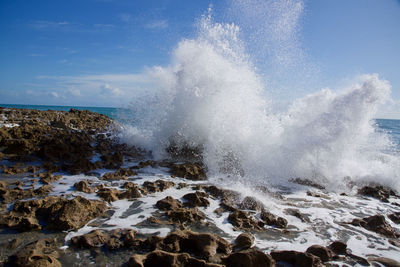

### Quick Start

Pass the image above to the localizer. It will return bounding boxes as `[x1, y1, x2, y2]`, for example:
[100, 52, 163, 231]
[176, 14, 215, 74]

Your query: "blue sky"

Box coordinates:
[1, 0, 400, 118]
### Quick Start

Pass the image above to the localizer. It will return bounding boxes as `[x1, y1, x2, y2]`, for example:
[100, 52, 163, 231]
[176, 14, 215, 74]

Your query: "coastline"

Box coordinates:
[0, 107, 399, 266]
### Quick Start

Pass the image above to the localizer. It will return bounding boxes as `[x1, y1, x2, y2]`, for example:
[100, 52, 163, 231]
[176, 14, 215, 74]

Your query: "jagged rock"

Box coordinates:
[156, 196, 183, 211]
[70, 229, 109, 248]
[74, 180, 95, 193]
[260, 210, 287, 228]
[228, 210, 262, 230]
[183, 191, 210, 208]
[358, 185, 397, 202]
[102, 168, 137, 180]
[224, 248, 275, 267]
[37, 172, 62, 184]
[347, 253, 370, 266]
[270, 250, 322, 267]
[7, 238, 23, 250]
[0, 184, 52, 204]
[70, 229, 137, 250]
[239, 196, 264, 211]
[306, 245, 333, 262]
[351, 215, 400, 238]
[97, 188, 120, 202]
[233, 233, 254, 251]
[0, 196, 107, 231]
[2, 165, 38, 175]
[203, 185, 240, 210]
[8, 239, 61, 267]
[388, 212, 400, 224]
[167, 208, 205, 224]
[170, 163, 207, 180]
[328, 241, 347, 255]
[142, 180, 175, 194]
[290, 178, 325, 190]
[368, 257, 400, 267]
[285, 208, 310, 223]
[119, 182, 142, 199]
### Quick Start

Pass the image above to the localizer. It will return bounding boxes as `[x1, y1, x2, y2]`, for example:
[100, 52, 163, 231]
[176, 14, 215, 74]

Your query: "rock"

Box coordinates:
[182, 191, 210, 208]
[7, 238, 22, 250]
[156, 196, 183, 211]
[167, 208, 205, 224]
[239, 196, 264, 211]
[102, 168, 137, 180]
[285, 208, 309, 223]
[358, 185, 397, 202]
[203, 185, 240, 208]
[328, 241, 347, 255]
[142, 180, 175, 194]
[368, 257, 400, 267]
[74, 180, 94, 193]
[306, 245, 333, 262]
[70, 229, 109, 248]
[270, 250, 322, 267]
[9, 239, 61, 267]
[290, 178, 325, 190]
[70, 229, 137, 250]
[170, 163, 207, 180]
[97, 188, 120, 202]
[351, 215, 400, 238]
[119, 182, 142, 199]
[260, 210, 287, 228]
[388, 212, 400, 224]
[347, 253, 370, 266]
[224, 249, 275, 267]
[233, 233, 254, 251]
[228, 210, 262, 230]
[37, 172, 62, 185]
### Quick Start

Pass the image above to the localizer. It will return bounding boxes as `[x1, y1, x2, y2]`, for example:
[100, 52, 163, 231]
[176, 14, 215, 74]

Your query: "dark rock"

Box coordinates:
[119, 182, 142, 199]
[97, 187, 120, 202]
[70, 229, 109, 248]
[182, 191, 210, 208]
[368, 257, 400, 267]
[388, 212, 400, 224]
[74, 180, 95, 193]
[351, 215, 400, 238]
[285, 208, 310, 223]
[239, 196, 264, 211]
[167, 208, 205, 224]
[290, 178, 325, 190]
[260, 210, 287, 228]
[228, 210, 262, 230]
[328, 241, 347, 255]
[142, 180, 175, 194]
[270, 250, 322, 267]
[347, 253, 370, 266]
[9, 239, 61, 267]
[233, 233, 254, 251]
[358, 185, 397, 202]
[102, 168, 137, 180]
[306, 245, 333, 262]
[224, 248, 275, 267]
[156, 196, 183, 211]
[170, 163, 207, 180]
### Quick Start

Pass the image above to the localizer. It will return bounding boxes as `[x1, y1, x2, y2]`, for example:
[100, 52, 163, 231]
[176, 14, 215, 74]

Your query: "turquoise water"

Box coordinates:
[1, 103, 400, 149]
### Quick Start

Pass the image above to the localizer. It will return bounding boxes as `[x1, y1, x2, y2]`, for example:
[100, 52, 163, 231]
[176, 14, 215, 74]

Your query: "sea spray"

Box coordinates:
[121, 5, 400, 191]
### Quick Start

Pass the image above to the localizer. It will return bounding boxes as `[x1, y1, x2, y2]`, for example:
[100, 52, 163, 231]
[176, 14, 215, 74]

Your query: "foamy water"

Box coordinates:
[121, 3, 400, 192]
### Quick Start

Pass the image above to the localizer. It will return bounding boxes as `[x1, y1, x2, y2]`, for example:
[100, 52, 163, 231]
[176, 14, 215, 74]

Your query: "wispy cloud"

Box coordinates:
[29, 53, 45, 57]
[145, 19, 168, 30]
[29, 20, 116, 33]
[30, 20, 73, 31]
[119, 13, 132, 23]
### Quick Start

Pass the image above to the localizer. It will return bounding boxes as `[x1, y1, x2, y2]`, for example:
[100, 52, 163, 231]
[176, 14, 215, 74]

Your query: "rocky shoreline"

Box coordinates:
[0, 107, 399, 267]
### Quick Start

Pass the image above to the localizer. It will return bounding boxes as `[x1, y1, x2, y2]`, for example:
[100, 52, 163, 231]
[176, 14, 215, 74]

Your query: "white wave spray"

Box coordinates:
[122, 4, 400, 191]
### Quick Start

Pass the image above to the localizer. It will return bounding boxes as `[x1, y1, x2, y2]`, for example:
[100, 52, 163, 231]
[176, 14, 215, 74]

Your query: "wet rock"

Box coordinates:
[7, 238, 23, 250]
[388, 212, 400, 224]
[167, 208, 205, 224]
[347, 253, 370, 266]
[270, 250, 322, 267]
[70, 229, 138, 250]
[37, 172, 62, 184]
[239, 196, 264, 211]
[74, 180, 95, 193]
[368, 257, 400, 267]
[96, 187, 120, 202]
[102, 168, 137, 180]
[8, 239, 61, 267]
[142, 180, 175, 194]
[170, 162, 207, 180]
[351, 215, 400, 238]
[203, 185, 240, 209]
[156, 196, 183, 211]
[290, 178, 325, 190]
[260, 210, 288, 228]
[306, 245, 333, 262]
[233, 233, 254, 251]
[119, 182, 142, 199]
[70, 229, 109, 248]
[100, 152, 123, 169]
[0, 184, 52, 204]
[182, 191, 210, 208]
[3, 165, 38, 175]
[228, 210, 262, 230]
[358, 185, 397, 202]
[328, 241, 347, 255]
[131, 160, 158, 169]
[285, 208, 310, 223]
[224, 248, 275, 267]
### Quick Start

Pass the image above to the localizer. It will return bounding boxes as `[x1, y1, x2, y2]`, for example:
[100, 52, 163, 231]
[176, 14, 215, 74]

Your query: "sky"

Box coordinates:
[0, 0, 400, 118]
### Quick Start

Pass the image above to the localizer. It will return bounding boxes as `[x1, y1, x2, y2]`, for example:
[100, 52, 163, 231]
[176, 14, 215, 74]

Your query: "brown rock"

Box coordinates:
[102, 168, 137, 180]
[306, 245, 333, 262]
[170, 163, 207, 180]
[97, 187, 120, 202]
[239, 196, 264, 211]
[233, 233, 254, 251]
[228, 210, 262, 230]
[119, 182, 142, 199]
[74, 180, 94, 193]
[351, 215, 400, 238]
[224, 248, 275, 267]
[260, 210, 287, 228]
[9, 239, 61, 267]
[156, 196, 183, 211]
[388, 212, 400, 224]
[270, 250, 322, 267]
[368, 257, 400, 267]
[328, 241, 347, 255]
[142, 180, 175, 194]
[183, 191, 210, 208]
[167, 208, 205, 224]
[70, 229, 109, 248]
[290, 178, 325, 190]
[285, 208, 309, 223]
[358, 185, 397, 202]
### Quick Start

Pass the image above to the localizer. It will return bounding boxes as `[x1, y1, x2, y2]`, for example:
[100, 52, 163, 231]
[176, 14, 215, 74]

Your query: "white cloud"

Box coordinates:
[68, 88, 81, 97]
[145, 20, 168, 30]
[50, 92, 60, 98]
[101, 84, 122, 96]
[30, 20, 72, 30]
